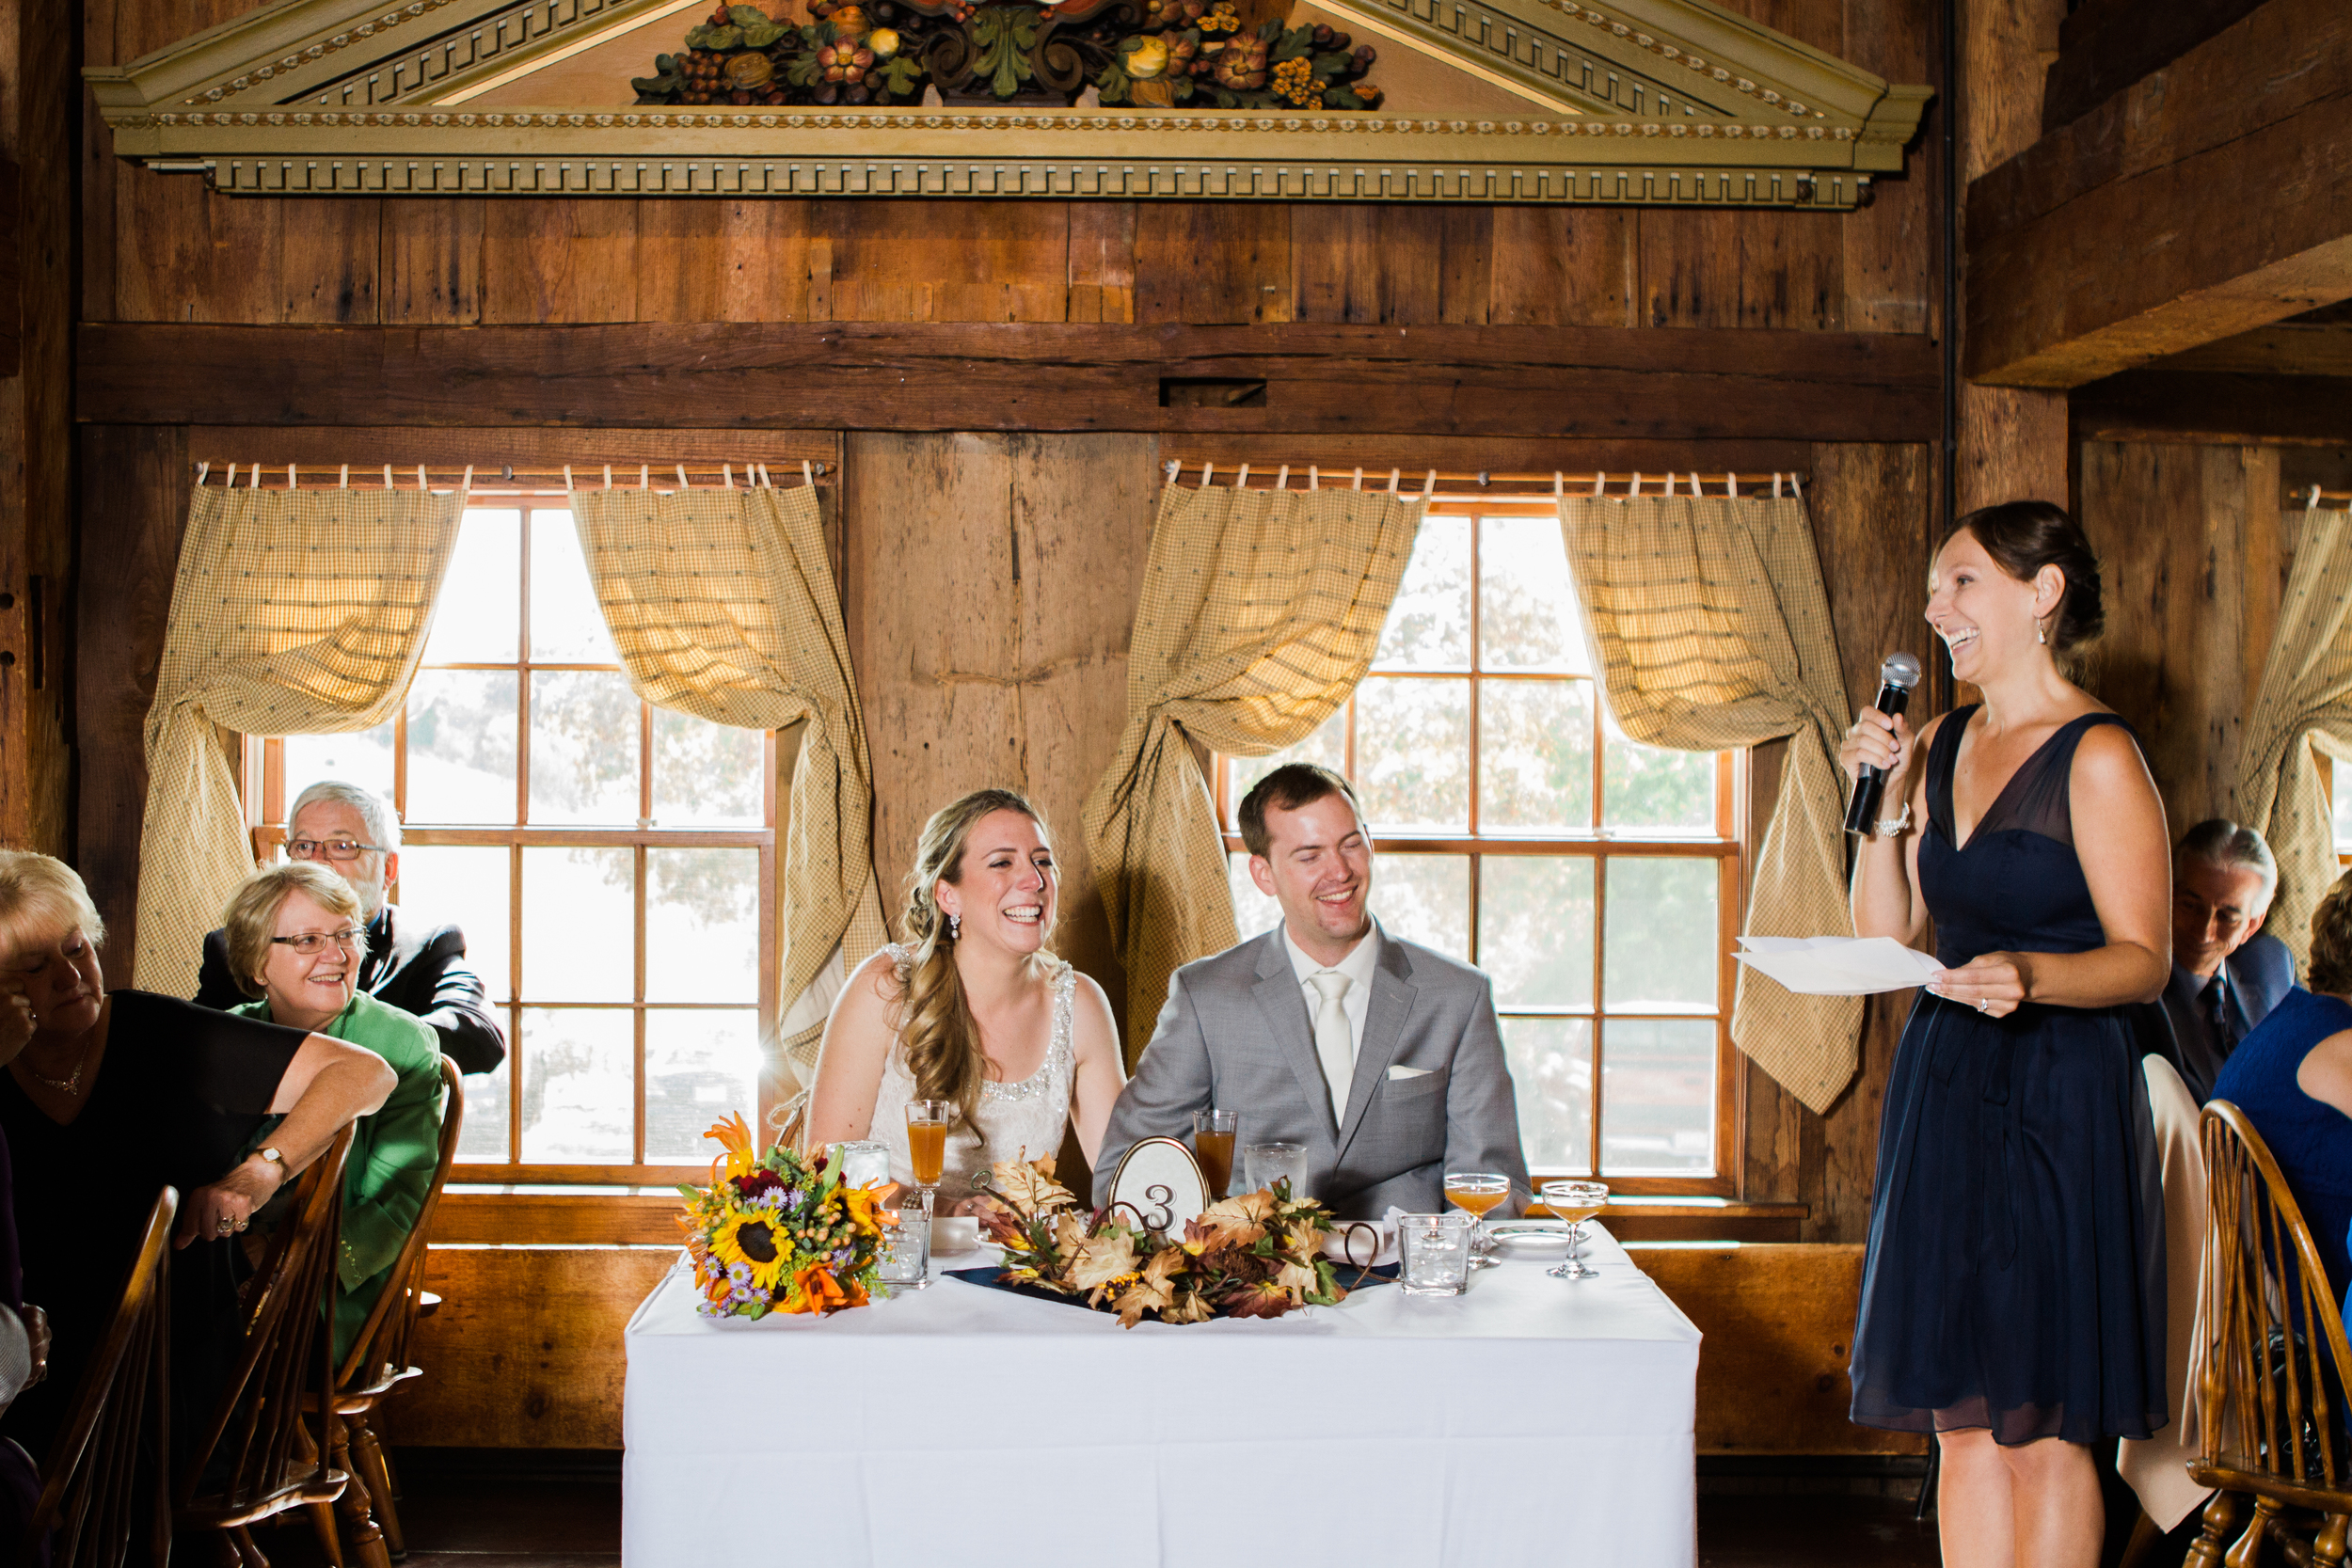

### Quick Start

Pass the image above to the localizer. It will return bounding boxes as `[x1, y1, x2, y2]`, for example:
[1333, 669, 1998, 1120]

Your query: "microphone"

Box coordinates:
[1844, 652, 1924, 837]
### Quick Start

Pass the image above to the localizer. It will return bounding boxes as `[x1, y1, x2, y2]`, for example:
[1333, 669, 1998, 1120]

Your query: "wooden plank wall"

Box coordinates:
[78, 4, 1939, 337]
[2076, 439, 2293, 838]
[0, 0, 74, 855]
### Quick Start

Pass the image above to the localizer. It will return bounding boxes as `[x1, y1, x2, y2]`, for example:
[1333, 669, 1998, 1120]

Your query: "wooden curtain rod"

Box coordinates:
[192, 461, 834, 490]
[1156, 464, 1810, 499]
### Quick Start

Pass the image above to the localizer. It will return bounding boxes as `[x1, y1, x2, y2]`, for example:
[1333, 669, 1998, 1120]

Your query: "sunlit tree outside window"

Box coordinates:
[259, 500, 777, 1180]
[1218, 510, 1740, 1193]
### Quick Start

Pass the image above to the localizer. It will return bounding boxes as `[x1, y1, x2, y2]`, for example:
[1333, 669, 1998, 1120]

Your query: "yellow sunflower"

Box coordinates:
[712, 1207, 794, 1291]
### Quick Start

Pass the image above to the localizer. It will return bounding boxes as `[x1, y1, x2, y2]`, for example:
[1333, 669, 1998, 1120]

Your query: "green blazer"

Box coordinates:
[236, 991, 446, 1362]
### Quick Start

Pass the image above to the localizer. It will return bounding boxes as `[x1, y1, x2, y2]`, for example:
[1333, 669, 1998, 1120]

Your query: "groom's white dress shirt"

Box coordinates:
[1283, 923, 1379, 1112]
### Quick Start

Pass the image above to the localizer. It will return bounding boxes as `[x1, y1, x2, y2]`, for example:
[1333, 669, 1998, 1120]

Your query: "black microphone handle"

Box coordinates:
[1842, 679, 1915, 837]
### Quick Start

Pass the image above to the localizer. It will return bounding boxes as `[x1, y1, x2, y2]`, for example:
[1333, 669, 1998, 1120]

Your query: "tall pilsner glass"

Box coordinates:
[905, 1099, 951, 1270]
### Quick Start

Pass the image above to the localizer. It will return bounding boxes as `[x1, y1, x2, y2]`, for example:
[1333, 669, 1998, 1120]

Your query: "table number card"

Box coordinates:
[1104, 1137, 1209, 1234]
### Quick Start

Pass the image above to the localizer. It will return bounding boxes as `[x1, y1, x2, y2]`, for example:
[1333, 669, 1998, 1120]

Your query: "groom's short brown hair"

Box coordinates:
[1238, 764, 1364, 861]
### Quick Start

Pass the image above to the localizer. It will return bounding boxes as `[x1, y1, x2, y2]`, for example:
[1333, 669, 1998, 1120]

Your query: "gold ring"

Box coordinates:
[215, 1217, 235, 1235]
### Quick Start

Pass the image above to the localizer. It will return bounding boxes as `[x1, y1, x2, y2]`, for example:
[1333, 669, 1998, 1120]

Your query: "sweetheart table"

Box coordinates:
[622, 1227, 1700, 1566]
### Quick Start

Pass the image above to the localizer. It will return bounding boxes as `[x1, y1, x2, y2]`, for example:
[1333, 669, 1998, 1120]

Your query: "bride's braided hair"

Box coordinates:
[896, 787, 1057, 1145]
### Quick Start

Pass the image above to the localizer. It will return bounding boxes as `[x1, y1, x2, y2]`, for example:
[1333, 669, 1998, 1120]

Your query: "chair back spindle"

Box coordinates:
[336, 1057, 464, 1395]
[2186, 1102, 2352, 1564]
[181, 1125, 356, 1526]
[25, 1186, 178, 1568]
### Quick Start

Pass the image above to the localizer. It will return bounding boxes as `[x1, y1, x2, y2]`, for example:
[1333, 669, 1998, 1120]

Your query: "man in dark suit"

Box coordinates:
[2162, 818, 2296, 1103]
[193, 780, 507, 1075]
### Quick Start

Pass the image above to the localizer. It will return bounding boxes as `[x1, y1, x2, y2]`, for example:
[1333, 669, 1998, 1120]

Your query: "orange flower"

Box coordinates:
[704, 1112, 757, 1183]
[840, 1181, 899, 1236]
[781, 1262, 850, 1316]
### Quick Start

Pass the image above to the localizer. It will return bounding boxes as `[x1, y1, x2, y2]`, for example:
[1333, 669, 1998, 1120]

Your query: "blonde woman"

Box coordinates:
[807, 789, 1124, 1203]
[0, 852, 393, 1466]
[220, 862, 447, 1363]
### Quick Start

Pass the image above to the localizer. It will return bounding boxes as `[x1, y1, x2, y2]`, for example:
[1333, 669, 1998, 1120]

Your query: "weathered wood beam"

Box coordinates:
[74, 323, 1940, 442]
[2071, 372, 2352, 446]
[2145, 322, 2352, 379]
[1964, 0, 2352, 389]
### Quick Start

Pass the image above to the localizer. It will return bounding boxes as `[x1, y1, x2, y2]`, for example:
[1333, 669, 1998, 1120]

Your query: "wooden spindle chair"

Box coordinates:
[305, 1057, 465, 1566]
[177, 1125, 356, 1568]
[2188, 1102, 2352, 1566]
[24, 1187, 178, 1568]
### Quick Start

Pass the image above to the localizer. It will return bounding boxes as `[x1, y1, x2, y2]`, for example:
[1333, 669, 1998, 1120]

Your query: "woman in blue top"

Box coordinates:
[2210, 868, 2352, 1310]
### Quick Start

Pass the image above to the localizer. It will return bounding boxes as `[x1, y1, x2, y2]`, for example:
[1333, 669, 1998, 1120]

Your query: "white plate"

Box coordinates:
[1485, 1221, 1573, 1252]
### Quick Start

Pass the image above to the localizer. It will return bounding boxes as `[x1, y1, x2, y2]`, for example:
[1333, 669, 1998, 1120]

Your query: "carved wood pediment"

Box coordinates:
[86, 0, 1930, 205]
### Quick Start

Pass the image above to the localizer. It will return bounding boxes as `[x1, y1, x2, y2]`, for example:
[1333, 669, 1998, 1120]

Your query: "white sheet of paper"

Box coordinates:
[1734, 936, 1943, 995]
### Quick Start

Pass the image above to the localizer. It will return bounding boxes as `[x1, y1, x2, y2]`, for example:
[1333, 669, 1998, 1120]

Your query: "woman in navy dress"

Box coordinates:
[1841, 501, 2172, 1568]
[2210, 869, 2352, 1311]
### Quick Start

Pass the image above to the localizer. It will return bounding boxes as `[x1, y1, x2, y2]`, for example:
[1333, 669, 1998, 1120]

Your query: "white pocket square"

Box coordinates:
[1386, 1065, 1434, 1081]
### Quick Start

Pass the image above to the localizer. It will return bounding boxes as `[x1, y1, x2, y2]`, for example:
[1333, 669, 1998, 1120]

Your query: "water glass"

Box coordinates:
[833, 1138, 891, 1190]
[1397, 1212, 1474, 1296]
[1242, 1140, 1309, 1198]
[874, 1191, 931, 1292]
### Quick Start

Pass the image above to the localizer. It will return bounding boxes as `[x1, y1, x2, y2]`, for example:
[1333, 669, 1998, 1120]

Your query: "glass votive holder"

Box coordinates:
[1397, 1212, 1475, 1296]
[874, 1190, 931, 1293]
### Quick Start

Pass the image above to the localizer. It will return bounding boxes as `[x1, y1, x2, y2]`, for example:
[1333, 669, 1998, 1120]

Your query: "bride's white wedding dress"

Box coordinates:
[868, 943, 1077, 1197]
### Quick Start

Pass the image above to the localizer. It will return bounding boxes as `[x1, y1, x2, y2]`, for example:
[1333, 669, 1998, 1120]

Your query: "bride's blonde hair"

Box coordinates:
[896, 787, 1057, 1144]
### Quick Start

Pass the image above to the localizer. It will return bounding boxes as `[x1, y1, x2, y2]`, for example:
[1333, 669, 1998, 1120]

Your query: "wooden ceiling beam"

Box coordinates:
[1963, 0, 2352, 389]
[2071, 371, 2352, 446]
[73, 322, 1939, 443]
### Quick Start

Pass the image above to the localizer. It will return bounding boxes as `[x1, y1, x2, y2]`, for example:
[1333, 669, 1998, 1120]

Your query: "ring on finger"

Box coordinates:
[1975, 999, 1992, 1014]
[215, 1216, 235, 1235]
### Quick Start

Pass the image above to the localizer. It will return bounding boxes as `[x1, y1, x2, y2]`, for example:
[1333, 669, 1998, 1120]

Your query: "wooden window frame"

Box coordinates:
[246, 489, 782, 1185]
[1212, 501, 1744, 1197]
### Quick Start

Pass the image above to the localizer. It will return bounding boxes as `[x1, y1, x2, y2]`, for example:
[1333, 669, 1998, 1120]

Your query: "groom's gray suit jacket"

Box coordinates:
[1098, 923, 1532, 1220]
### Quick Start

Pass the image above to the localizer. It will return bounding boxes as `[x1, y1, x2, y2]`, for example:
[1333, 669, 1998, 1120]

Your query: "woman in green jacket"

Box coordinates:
[222, 861, 447, 1362]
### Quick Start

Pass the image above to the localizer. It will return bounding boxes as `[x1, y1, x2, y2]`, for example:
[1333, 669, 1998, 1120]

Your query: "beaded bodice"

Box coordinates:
[869, 944, 1077, 1196]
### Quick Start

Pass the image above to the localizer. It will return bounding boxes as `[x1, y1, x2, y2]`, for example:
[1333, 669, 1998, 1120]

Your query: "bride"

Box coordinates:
[807, 788, 1125, 1205]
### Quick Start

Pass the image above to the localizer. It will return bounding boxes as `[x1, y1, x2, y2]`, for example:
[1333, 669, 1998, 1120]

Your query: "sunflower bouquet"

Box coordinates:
[678, 1115, 898, 1320]
[976, 1155, 1351, 1328]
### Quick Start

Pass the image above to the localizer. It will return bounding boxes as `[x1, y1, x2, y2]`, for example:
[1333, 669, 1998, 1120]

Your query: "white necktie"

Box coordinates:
[1308, 971, 1353, 1121]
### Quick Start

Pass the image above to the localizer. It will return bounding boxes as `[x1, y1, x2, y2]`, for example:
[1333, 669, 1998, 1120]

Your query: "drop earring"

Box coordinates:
[947, 912, 961, 941]
[2037, 619, 2047, 645]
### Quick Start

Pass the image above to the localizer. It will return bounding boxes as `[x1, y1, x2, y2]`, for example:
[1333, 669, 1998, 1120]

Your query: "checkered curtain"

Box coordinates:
[2238, 502, 2352, 974]
[135, 485, 465, 993]
[1083, 483, 1419, 1062]
[569, 483, 887, 1080]
[1558, 490, 1860, 1115]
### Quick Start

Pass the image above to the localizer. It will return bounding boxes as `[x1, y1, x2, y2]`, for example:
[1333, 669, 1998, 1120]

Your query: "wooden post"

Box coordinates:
[1958, 0, 2068, 513]
[0, 0, 73, 853]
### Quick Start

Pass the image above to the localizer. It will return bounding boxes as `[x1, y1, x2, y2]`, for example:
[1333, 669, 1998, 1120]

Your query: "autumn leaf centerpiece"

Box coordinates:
[679, 1114, 898, 1320]
[978, 1155, 1349, 1327]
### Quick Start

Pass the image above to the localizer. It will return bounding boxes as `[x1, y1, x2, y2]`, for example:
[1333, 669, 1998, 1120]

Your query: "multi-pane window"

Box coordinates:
[251, 498, 777, 1180]
[1218, 506, 1741, 1194]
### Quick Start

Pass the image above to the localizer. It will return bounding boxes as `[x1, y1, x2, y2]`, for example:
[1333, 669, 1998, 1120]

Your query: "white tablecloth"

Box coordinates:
[623, 1227, 1699, 1566]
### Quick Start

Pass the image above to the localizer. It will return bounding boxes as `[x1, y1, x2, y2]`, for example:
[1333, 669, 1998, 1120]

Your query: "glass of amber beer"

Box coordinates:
[1192, 1109, 1238, 1199]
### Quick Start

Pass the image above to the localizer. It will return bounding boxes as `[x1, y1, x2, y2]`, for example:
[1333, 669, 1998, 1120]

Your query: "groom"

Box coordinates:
[1099, 764, 1530, 1220]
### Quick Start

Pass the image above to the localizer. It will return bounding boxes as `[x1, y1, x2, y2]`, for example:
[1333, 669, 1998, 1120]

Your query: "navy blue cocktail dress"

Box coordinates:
[1849, 706, 2169, 1446]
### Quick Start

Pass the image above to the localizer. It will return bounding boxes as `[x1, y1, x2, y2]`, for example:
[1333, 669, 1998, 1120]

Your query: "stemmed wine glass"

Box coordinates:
[1541, 1180, 1609, 1280]
[1443, 1171, 1511, 1270]
[905, 1100, 951, 1277]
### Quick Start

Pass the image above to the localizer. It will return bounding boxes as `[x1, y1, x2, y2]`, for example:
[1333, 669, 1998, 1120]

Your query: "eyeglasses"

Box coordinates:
[287, 838, 389, 863]
[269, 928, 367, 956]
